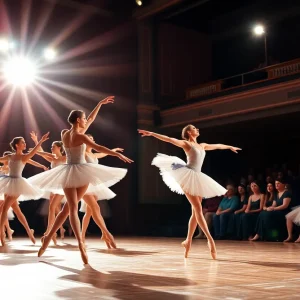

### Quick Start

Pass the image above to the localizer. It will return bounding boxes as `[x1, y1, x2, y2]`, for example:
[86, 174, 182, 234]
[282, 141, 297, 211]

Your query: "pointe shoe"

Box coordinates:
[60, 228, 66, 240]
[0, 234, 5, 246]
[52, 233, 57, 246]
[38, 235, 50, 257]
[79, 242, 88, 265]
[29, 229, 36, 244]
[283, 237, 293, 243]
[207, 240, 217, 260]
[7, 230, 14, 241]
[101, 233, 116, 249]
[294, 237, 300, 243]
[181, 239, 191, 258]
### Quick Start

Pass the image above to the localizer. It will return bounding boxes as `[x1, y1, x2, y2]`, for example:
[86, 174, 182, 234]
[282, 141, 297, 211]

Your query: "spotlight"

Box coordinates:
[0, 38, 15, 53]
[253, 25, 265, 35]
[43, 48, 57, 60]
[2, 56, 37, 86]
[136, 0, 142, 6]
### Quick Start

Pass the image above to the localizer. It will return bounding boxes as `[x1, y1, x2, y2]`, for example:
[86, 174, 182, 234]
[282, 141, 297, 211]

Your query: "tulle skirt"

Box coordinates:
[79, 186, 116, 213]
[0, 176, 43, 200]
[28, 163, 127, 194]
[286, 206, 300, 225]
[152, 153, 227, 197]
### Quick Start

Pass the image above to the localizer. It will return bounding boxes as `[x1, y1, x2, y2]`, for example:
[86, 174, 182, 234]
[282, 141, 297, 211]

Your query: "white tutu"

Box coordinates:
[0, 176, 43, 200]
[28, 163, 127, 194]
[152, 153, 227, 197]
[40, 190, 66, 203]
[79, 186, 116, 213]
[286, 206, 300, 225]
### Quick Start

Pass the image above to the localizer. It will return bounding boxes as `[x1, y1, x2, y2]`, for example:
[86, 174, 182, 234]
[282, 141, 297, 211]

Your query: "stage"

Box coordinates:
[0, 237, 299, 299]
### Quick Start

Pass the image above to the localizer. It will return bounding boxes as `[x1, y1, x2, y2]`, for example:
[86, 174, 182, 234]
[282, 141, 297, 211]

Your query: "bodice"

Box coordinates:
[65, 144, 87, 164]
[8, 158, 25, 178]
[186, 145, 205, 172]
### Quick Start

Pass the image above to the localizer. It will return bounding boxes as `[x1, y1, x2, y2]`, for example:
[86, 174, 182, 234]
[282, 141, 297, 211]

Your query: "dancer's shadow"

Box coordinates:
[246, 260, 300, 271]
[43, 262, 196, 300]
[92, 248, 158, 257]
[0, 245, 37, 255]
[0, 251, 62, 266]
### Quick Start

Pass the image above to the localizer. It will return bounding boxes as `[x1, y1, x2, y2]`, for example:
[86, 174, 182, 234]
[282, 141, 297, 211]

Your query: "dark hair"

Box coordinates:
[275, 176, 288, 184]
[10, 137, 24, 152]
[53, 141, 65, 154]
[181, 124, 193, 140]
[67, 110, 84, 125]
[266, 182, 275, 202]
[238, 184, 247, 191]
[250, 180, 261, 192]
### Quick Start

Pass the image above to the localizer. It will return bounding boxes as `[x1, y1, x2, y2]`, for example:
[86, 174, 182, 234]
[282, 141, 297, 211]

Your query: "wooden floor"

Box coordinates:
[1, 237, 300, 299]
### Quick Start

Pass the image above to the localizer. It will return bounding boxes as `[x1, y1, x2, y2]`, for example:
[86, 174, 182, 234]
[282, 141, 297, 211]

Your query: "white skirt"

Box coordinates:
[152, 153, 227, 197]
[79, 186, 116, 213]
[0, 176, 43, 200]
[286, 206, 300, 225]
[28, 163, 127, 194]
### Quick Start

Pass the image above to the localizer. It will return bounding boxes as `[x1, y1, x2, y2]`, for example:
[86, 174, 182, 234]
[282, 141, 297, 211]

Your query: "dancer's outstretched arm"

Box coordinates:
[80, 96, 115, 134]
[138, 129, 190, 151]
[79, 134, 133, 163]
[0, 154, 11, 163]
[22, 133, 50, 162]
[94, 148, 124, 159]
[28, 159, 49, 171]
[200, 143, 241, 153]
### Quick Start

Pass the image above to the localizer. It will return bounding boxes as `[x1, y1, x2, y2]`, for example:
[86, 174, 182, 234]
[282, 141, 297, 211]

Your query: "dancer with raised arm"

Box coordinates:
[138, 125, 241, 259]
[29, 108, 133, 264]
[30, 132, 67, 244]
[0, 133, 50, 246]
[80, 133, 124, 247]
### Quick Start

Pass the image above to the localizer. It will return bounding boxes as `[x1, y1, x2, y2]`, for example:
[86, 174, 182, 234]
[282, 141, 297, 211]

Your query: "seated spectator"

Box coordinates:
[194, 196, 222, 239]
[251, 177, 291, 241]
[241, 181, 264, 240]
[213, 185, 239, 239]
[229, 184, 248, 239]
[263, 182, 275, 209]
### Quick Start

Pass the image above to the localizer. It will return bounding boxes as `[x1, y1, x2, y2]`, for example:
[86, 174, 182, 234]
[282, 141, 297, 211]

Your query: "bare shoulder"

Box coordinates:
[199, 142, 208, 149]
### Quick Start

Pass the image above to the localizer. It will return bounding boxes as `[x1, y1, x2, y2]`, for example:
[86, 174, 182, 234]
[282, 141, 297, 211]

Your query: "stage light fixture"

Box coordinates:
[2, 56, 37, 86]
[44, 48, 57, 60]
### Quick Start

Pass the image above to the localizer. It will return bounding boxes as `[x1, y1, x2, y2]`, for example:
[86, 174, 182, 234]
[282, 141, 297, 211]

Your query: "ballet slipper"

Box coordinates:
[101, 232, 117, 249]
[1, 233, 6, 246]
[38, 235, 50, 257]
[52, 233, 57, 246]
[207, 240, 217, 260]
[283, 236, 293, 243]
[79, 242, 88, 265]
[7, 229, 14, 241]
[29, 229, 36, 244]
[60, 227, 66, 240]
[181, 239, 192, 258]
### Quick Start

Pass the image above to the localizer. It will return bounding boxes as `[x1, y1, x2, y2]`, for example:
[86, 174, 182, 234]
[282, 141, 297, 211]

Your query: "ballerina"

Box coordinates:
[138, 124, 241, 259]
[29, 109, 133, 264]
[80, 134, 123, 247]
[30, 133, 67, 244]
[0, 133, 50, 246]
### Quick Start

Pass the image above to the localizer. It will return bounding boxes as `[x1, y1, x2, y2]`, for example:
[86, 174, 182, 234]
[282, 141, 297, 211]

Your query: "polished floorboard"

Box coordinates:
[1, 237, 300, 299]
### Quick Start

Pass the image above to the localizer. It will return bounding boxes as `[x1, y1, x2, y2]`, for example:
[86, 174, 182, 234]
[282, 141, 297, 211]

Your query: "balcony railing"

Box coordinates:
[186, 58, 300, 100]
